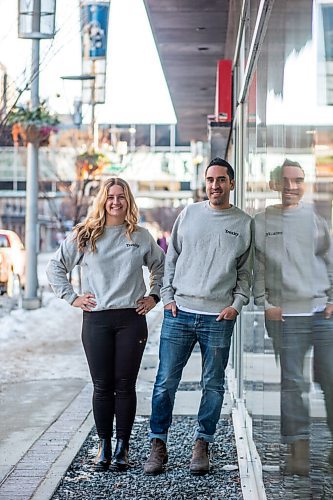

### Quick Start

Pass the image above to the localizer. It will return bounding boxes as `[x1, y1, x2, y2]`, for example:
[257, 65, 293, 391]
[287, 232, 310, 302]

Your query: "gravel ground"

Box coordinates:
[253, 417, 333, 499]
[52, 417, 242, 500]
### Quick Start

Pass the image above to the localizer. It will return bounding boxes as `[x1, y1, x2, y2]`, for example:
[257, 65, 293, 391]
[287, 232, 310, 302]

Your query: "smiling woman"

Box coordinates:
[46, 176, 165, 472]
[105, 184, 128, 222]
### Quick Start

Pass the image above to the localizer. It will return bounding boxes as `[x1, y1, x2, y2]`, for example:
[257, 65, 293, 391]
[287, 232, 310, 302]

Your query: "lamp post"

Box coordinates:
[60, 74, 96, 139]
[18, 0, 56, 309]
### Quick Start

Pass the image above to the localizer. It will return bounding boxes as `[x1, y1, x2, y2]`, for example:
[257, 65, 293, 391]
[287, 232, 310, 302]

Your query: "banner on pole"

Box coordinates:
[80, 2, 110, 60]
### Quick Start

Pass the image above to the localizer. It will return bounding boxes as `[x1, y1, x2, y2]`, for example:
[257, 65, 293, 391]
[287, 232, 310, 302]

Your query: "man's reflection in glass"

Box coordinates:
[254, 159, 333, 475]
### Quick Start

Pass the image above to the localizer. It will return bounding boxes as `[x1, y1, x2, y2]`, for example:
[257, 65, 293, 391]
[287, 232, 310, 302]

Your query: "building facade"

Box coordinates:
[225, 0, 333, 497]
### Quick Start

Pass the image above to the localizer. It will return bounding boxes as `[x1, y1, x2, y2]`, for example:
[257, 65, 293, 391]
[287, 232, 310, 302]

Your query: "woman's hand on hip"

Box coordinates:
[136, 296, 156, 315]
[73, 293, 96, 312]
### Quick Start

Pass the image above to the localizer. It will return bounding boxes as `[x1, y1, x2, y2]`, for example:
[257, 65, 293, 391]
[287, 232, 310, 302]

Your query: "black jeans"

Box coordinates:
[82, 308, 147, 442]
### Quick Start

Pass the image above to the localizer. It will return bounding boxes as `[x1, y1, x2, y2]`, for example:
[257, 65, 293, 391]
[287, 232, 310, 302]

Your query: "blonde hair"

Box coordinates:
[74, 177, 139, 252]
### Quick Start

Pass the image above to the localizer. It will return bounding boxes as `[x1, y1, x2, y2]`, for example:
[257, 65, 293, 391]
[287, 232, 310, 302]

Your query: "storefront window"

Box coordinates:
[233, 0, 333, 495]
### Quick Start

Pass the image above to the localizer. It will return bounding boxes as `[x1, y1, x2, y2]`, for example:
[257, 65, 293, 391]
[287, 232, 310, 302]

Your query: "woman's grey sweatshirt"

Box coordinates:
[253, 203, 333, 314]
[46, 224, 165, 310]
[161, 201, 252, 313]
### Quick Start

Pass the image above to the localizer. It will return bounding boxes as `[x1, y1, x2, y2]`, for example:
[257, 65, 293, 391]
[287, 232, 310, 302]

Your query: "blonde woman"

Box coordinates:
[46, 177, 164, 471]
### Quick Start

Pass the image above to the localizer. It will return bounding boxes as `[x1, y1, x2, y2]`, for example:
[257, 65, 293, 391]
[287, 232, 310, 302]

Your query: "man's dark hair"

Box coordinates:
[281, 158, 305, 175]
[270, 165, 282, 182]
[270, 159, 305, 182]
[205, 157, 235, 181]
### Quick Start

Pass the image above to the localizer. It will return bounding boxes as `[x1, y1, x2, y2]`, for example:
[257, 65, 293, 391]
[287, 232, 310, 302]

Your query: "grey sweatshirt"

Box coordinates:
[161, 201, 252, 313]
[46, 224, 165, 310]
[253, 203, 333, 314]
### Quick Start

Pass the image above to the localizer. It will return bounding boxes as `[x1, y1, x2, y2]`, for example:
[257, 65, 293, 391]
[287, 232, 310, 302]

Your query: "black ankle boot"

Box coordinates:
[95, 438, 112, 470]
[113, 438, 129, 470]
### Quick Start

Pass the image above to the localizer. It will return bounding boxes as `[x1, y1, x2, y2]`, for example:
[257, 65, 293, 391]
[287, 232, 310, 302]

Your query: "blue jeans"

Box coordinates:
[266, 313, 333, 444]
[149, 309, 235, 443]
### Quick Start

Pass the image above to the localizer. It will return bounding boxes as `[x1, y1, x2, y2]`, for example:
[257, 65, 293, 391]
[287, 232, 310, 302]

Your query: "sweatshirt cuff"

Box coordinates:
[232, 295, 246, 313]
[161, 292, 175, 306]
[150, 294, 160, 304]
[149, 285, 161, 299]
[264, 300, 276, 310]
[65, 292, 78, 305]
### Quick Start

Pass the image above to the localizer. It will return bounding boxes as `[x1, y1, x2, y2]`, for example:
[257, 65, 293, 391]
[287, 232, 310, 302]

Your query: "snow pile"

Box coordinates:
[0, 290, 162, 385]
[0, 292, 88, 384]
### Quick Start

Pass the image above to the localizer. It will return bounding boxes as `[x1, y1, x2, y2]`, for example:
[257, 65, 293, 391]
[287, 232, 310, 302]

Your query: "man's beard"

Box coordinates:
[209, 193, 224, 205]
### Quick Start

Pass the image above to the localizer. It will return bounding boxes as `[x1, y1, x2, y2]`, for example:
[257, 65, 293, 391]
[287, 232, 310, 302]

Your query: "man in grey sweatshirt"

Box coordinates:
[254, 159, 333, 475]
[144, 157, 252, 475]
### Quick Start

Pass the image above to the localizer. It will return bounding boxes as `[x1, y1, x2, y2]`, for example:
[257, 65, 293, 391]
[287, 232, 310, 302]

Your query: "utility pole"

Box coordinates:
[24, 6, 40, 307]
[18, 0, 56, 309]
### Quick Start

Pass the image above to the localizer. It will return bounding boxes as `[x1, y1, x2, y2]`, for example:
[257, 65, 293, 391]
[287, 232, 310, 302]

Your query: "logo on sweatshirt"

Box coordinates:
[266, 231, 282, 237]
[126, 243, 139, 248]
[225, 229, 239, 237]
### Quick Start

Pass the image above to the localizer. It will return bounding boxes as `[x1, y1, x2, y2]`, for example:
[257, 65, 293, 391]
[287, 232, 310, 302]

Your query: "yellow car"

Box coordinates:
[0, 230, 26, 296]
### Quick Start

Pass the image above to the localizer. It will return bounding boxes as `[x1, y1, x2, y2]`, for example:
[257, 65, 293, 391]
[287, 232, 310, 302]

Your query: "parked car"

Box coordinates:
[0, 230, 26, 296]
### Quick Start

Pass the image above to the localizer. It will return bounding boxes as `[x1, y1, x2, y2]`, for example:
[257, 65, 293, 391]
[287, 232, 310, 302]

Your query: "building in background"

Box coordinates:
[0, 121, 193, 250]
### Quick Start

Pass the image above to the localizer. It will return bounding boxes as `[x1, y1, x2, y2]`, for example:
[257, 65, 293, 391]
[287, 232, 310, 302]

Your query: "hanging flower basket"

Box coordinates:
[7, 102, 59, 147]
[76, 150, 111, 179]
[12, 123, 56, 146]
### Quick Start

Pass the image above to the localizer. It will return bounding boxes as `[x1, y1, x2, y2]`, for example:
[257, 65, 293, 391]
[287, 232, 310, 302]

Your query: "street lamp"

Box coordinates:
[18, 0, 56, 309]
[18, 0, 56, 39]
[60, 74, 96, 135]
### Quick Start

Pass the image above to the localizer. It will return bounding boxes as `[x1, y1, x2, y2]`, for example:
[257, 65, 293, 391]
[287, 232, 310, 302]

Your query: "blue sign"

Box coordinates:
[80, 2, 110, 59]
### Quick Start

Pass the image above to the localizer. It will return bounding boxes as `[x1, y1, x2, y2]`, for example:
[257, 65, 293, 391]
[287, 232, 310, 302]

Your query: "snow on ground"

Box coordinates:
[0, 292, 162, 386]
[0, 291, 89, 384]
[0, 253, 162, 386]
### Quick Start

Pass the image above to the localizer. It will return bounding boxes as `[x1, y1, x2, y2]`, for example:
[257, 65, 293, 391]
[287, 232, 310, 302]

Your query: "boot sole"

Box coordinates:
[285, 467, 309, 477]
[190, 469, 210, 476]
[113, 461, 130, 471]
[94, 462, 110, 472]
[144, 468, 165, 475]
[144, 457, 168, 475]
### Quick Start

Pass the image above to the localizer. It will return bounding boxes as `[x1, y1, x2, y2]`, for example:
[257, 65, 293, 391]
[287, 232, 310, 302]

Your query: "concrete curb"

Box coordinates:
[0, 383, 93, 500]
[31, 413, 94, 500]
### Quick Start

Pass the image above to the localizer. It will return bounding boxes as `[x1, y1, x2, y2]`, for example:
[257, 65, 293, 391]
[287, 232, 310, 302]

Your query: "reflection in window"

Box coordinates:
[318, 3, 333, 104]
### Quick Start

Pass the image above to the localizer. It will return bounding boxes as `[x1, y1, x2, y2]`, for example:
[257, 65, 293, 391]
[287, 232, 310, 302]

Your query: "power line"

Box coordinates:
[1, 3, 83, 114]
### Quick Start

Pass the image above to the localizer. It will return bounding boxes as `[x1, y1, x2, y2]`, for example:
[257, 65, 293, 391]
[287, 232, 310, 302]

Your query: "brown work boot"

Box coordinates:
[286, 439, 310, 476]
[189, 438, 210, 475]
[144, 438, 168, 475]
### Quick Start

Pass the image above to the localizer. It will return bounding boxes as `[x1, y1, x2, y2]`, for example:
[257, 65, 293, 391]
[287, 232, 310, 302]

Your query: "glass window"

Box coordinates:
[231, 0, 333, 495]
[0, 235, 10, 248]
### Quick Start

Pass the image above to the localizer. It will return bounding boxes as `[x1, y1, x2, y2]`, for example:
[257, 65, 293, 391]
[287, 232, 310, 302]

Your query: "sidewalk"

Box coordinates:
[0, 299, 242, 500]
